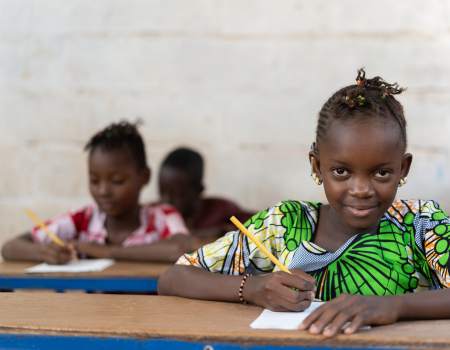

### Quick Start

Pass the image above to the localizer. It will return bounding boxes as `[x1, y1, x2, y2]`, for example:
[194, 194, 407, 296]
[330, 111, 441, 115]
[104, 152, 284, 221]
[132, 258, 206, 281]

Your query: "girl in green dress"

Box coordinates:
[159, 69, 450, 337]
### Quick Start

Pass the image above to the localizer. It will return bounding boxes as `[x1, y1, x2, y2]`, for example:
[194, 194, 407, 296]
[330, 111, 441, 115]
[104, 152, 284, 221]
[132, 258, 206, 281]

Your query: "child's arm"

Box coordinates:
[158, 264, 316, 311]
[1, 233, 73, 264]
[299, 289, 450, 337]
[159, 201, 317, 310]
[75, 234, 201, 262]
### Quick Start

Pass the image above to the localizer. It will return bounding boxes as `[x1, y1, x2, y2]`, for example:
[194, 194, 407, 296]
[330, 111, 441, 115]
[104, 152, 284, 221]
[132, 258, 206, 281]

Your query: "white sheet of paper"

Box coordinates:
[25, 259, 115, 273]
[251, 301, 324, 330]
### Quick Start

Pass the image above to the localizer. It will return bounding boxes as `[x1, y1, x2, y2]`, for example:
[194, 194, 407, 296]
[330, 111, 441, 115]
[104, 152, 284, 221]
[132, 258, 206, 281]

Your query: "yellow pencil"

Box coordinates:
[230, 215, 322, 302]
[25, 209, 66, 248]
[230, 216, 291, 274]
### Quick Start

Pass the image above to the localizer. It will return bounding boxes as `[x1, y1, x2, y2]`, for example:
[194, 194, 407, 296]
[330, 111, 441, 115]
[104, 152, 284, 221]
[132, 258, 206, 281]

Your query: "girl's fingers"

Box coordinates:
[300, 299, 351, 335]
[67, 243, 77, 260]
[278, 284, 315, 304]
[51, 242, 72, 255]
[321, 310, 357, 337]
[46, 247, 59, 264]
[269, 304, 291, 312]
[57, 251, 72, 264]
[46, 254, 58, 265]
[291, 269, 316, 284]
[276, 298, 312, 312]
[307, 307, 341, 335]
[281, 272, 315, 292]
[344, 315, 365, 335]
[299, 303, 327, 330]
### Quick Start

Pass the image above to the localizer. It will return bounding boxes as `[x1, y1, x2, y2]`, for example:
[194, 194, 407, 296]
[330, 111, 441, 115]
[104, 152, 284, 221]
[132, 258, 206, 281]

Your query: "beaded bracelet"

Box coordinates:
[238, 273, 251, 304]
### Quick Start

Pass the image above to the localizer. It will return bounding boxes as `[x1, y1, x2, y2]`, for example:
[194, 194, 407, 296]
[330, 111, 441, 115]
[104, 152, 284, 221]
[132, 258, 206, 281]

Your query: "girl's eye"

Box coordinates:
[332, 168, 349, 177]
[374, 169, 391, 179]
[112, 178, 126, 185]
[89, 178, 99, 185]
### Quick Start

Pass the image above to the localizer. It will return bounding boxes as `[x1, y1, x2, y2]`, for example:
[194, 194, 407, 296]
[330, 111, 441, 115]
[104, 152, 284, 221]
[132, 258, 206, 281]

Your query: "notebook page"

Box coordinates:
[25, 259, 115, 273]
[251, 301, 324, 330]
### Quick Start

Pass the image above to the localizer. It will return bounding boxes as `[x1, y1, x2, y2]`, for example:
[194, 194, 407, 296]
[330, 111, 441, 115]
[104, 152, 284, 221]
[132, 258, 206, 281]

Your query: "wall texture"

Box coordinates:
[1, 1, 449, 247]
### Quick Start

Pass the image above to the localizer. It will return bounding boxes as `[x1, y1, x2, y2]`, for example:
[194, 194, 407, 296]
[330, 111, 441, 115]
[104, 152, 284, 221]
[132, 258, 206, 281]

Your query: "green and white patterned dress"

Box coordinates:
[177, 199, 450, 300]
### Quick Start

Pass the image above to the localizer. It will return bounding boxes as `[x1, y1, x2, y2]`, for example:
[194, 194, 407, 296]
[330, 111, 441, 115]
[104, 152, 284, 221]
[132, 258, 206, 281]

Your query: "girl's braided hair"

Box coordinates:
[314, 68, 407, 152]
[85, 120, 148, 170]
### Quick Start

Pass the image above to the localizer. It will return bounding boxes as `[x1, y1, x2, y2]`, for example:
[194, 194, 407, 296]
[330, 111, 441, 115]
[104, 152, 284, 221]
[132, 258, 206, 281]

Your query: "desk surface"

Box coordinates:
[0, 292, 449, 349]
[0, 261, 170, 277]
[0, 261, 170, 292]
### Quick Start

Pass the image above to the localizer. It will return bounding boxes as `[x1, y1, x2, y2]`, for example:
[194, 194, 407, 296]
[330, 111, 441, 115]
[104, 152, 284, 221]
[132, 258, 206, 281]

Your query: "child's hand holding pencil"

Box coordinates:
[242, 270, 317, 312]
[37, 242, 76, 265]
[25, 209, 77, 265]
[230, 216, 317, 311]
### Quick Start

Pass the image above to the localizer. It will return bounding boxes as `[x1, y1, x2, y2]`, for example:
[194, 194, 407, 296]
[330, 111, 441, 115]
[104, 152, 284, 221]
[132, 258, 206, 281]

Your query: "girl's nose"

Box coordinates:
[98, 182, 111, 196]
[348, 177, 374, 198]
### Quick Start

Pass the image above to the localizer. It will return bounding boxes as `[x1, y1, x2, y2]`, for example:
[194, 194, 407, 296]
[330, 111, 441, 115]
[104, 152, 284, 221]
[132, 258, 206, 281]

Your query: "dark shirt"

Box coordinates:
[190, 197, 253, 231]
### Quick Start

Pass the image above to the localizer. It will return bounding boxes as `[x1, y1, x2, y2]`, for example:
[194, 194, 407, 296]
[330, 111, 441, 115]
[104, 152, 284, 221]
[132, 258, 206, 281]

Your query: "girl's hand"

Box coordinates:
[299, 294, 401, 337]
[38, 243, 74, 264]
[243, 269, 316, 311]
[75, 242, 114, 259]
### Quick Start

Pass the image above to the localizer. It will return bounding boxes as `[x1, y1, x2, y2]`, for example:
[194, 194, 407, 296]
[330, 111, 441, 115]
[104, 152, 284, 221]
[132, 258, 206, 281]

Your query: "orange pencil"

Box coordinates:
[25, 209, 66, 248]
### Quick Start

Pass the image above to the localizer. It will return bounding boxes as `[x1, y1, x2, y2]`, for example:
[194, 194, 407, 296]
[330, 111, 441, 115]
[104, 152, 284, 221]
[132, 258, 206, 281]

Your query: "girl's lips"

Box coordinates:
[98, 201, 116, 210]
[345, 205, 378, 218]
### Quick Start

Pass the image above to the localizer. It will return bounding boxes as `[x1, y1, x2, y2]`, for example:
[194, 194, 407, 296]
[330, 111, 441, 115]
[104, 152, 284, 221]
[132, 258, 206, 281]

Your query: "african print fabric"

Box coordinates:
[177, 199, 450, 301]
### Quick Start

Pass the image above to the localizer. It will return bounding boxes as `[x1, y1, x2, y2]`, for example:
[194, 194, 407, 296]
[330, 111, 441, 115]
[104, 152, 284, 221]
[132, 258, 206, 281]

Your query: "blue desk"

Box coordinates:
[0, 334, 393, 350]
[0, 293, 444, 350]
[0, 261, 168, 293]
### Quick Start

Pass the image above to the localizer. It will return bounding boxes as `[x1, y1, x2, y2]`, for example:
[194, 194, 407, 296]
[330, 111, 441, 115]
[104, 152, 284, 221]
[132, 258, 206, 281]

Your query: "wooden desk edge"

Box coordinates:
[0, 261, 171, 277]
[0, 325, 447, 349]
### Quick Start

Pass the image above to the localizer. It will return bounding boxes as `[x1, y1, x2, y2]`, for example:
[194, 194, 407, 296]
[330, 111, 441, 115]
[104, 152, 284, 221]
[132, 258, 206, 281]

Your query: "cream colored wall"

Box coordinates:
[1, 1, 449, 248]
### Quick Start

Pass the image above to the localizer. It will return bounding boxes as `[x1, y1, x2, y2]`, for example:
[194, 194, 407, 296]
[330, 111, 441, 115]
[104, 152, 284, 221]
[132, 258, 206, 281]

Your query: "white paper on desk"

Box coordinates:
[25, 259, 115, 273]
[251, 301, 324, 330]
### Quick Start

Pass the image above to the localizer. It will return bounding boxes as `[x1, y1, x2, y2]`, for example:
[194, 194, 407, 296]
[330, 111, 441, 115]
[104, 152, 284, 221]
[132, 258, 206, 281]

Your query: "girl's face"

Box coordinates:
[158, 166, 202, 217]
[311, 117, 412, 233]
[88, 147, 150, 218]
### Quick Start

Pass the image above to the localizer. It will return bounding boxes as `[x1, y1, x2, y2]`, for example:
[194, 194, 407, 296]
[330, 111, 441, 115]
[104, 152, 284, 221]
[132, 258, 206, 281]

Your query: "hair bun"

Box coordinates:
[356, 68, 405, 97]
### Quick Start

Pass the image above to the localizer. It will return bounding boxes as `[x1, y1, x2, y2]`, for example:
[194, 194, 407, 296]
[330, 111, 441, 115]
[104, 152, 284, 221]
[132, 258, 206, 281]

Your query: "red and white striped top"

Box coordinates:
[31, 204, 189, 247]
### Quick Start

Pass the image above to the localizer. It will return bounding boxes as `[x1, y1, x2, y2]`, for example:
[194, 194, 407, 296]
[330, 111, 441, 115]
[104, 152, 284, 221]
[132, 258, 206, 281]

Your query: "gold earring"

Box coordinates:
[311, 172, 322, 186]
[399, 177, 407, 187]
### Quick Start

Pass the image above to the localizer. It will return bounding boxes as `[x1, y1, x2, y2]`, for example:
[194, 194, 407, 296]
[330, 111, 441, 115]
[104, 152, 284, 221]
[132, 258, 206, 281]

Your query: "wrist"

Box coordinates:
[108, 246, 119, 259]
[238, 273, 251, 303]
[35, 244, 48, 261]
[389, 295, 406, 321]
[242, 275, 257, 304]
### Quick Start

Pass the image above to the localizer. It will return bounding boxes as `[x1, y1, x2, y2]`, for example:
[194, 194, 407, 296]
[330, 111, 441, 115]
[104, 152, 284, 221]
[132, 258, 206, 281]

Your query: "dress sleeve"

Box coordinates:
[31, 207, 86, 244]
[176, 203, 288, 275]
[419, 200, 450, 288]
[156, 205, 189, 239]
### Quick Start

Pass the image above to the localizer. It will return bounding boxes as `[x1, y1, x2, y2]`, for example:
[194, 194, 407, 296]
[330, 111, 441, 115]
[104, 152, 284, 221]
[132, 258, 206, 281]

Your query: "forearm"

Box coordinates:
[110, 240, 185, 262]
[395, 288, 450, 320]
[1, 234, 43, 262]
[191, 226, 229, 239]
[158, 264, 242, 302]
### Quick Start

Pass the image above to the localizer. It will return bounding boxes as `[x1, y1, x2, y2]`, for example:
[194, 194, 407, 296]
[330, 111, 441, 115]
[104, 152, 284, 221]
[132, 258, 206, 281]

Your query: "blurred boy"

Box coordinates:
[158, 147, 253, 239]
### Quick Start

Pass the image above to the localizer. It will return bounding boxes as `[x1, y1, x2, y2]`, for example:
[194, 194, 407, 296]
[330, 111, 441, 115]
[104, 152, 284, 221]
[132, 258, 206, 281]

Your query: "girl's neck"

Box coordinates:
[105, 204, 141, 234]
[184, 198, 203, 226]
[314, 204, 378, 252]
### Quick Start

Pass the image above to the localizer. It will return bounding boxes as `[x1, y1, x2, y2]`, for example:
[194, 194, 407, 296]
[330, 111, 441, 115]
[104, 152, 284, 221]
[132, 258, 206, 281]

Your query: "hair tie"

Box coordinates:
[356, 68, 366, 87]
[356, 94, 366, 106]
